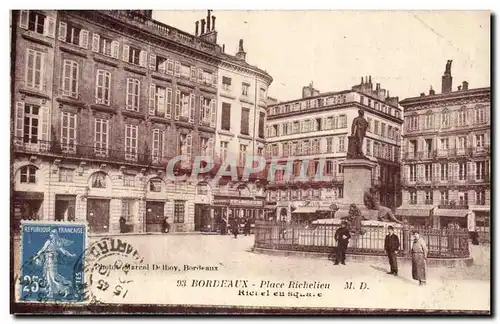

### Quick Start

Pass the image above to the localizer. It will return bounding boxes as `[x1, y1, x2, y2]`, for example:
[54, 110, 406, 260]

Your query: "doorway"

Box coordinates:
[55, 195, 76, 221]
[145, 201, 165, 232]
[87, 199, 110, 233]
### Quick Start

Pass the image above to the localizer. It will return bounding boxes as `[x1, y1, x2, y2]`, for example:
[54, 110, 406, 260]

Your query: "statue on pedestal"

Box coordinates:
[347, 110, 369, 159]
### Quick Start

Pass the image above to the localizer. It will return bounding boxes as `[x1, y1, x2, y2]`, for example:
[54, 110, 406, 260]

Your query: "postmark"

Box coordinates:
[75, 237, 144, 303]
[18, 221, 87, 303]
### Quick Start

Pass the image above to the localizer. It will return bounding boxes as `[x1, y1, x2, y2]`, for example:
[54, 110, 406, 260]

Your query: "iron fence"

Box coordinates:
[254, 223, 470, 258]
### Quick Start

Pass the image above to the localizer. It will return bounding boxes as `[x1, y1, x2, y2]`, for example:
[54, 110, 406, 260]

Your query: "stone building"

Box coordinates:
[398, 61, 490, 230]
[265, 78, 403, 223]
[11, 10, 272, 234]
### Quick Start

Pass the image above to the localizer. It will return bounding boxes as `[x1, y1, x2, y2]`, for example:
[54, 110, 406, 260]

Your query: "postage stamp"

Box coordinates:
[18, 221, 87, 303]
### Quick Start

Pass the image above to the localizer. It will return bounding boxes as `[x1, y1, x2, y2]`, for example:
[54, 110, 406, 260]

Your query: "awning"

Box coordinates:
[316, 207, 333, 212]
[395, 206, 433, 217]
[292, 207, 317, 214]
[14, 191, 44, 200]
[434, 209, 468, 218]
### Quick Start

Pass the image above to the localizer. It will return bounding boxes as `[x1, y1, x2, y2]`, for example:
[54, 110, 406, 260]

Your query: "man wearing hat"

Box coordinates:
[334, 221, 351, 265]
[384, 225, 400, 275]
[411, 230, 428, 286]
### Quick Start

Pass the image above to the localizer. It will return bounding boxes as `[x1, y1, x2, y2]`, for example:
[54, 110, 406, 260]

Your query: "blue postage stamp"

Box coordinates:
[19, 221, 87, 303]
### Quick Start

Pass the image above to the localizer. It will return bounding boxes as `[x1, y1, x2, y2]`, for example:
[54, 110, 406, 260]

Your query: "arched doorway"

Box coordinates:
[86, 171, 112, 233]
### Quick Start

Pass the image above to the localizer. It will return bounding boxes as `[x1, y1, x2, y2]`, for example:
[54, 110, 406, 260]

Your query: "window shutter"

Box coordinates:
[111, 41, 119, 58]
[448, 163, 453, 181]
[139, 50, 147, 67]
[174, 61, 180, 77]
[212, 73, 217, 87]
[14, 101, 25, 145]
[278, 124, 283, 136]
[167, 58, 173, 75]
[174, 90, 180, 120]
[19, 10, 28, 29]
[189, 93, 195, 123]
[122, 44, 129, 61]
[77, 29, 88, 48]
[148, 83, 156, 115]
[152, 129, 159, 158]
[210, 99, 216, 128]
[44, 16, 56, 38]
[39, 106, 50, 142]
[198, 68, 203, 83]
[126, 78, 131, 108]
[92, 33, 100, 52]
[149, 53, 156, 70]
[198, 96, 204, 125]
[208, 138, 214, 156]
[190, 66, 196, 81]
[186, 134, 192, 157]
[161, 130, 165, 159]
[166, 87, 172, 118]
[58, 22, 67, 41]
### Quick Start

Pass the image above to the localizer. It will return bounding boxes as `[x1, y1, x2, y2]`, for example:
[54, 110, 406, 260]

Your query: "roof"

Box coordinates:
[400, 87, 490, 106]
[221, 53, 273, 83]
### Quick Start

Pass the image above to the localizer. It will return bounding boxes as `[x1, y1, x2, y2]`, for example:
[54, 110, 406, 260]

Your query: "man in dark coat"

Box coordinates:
[384, 225, 400, 275]
[334, 221, 351, 265]
[230, 217, 239, 239]
[244, 217, 252, 236]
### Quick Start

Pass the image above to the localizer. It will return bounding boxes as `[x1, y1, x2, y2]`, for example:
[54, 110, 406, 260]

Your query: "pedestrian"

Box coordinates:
[119, 216, 127, 234]
[244, 217, 252, 236]
[384, 225, 400, 275]
[230, 217, 238, 239]
[334, 221, 351, 265]
[411, 230, 428, 286]
[162, 216, 170, 233]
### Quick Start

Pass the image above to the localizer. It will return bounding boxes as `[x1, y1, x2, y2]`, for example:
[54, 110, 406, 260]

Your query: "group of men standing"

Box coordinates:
[333, 222, 428, 286]
[220, 216, 252, 238]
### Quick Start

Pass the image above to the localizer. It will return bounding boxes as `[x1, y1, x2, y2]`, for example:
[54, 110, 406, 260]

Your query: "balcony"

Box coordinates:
[438, 202, 469, 210]
[404, 147, 491, 160]
[13, 138, 172, 167]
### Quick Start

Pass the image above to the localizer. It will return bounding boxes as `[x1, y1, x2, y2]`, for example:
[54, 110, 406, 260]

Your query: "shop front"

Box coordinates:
[395, 205, 435, 228]
[12, 191, 44, 233]
[211, 197, 266, 233]
[434, 208, 469, 229]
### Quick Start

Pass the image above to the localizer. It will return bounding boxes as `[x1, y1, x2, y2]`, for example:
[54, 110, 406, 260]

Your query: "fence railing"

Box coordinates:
[254, 223, 470, 258]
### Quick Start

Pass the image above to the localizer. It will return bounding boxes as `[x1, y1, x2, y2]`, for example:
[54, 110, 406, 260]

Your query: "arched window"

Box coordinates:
[149, 178, 163, 192]
[90, 172, 107, 188]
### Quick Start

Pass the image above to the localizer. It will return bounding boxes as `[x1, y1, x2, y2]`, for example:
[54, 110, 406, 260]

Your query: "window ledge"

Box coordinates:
[124, 64, 147, 76]
[21, 32, 53, 47]
[93, 55, 119, 67]
[19, 88, 50, 100]
[218, 130, 235, 137]
[59, 44, 88, 58]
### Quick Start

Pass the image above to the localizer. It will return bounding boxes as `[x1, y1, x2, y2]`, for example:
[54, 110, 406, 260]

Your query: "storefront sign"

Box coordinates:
[213, 199, 264, 207]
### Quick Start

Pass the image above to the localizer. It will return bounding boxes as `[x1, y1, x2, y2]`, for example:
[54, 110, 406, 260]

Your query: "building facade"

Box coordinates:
[11, 10, 272, 235]
[265, 78, 403, 223]
[398, 61, 491, 230]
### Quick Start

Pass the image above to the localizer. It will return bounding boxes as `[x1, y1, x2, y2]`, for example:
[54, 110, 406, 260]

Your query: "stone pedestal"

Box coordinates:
[336, 159, 377, 219]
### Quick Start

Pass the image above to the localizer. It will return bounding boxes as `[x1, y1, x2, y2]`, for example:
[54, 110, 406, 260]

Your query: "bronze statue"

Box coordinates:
[364, 187, 402, 224]
[238, 39, 244, 52]
[350, 110, 369, 158]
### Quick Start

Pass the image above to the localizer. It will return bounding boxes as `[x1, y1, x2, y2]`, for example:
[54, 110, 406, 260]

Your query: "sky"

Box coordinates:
[153, 10, 490, 103]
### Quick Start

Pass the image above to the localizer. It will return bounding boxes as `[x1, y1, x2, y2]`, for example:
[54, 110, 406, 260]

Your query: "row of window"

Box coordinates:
[14, 103, 214, 160]
[406, 133, 489, 155]
[218, 142, 265, 165]
[366, 117, 400, 140]
[57, 16, 218, 85]
[266, 115, 348, 138]
[268, 94, 348, 116]
[365, 139, 400, 162]
[221, 76, 266, 100]
[265, 137, 347, 158]
[406, 106, 488, 131]
[359, 95, 401, 118]
[406, 161, 490, 182]
[220, 103, 265, 137]
[408, 190, 487, 206]
[267, 187, 344, 200]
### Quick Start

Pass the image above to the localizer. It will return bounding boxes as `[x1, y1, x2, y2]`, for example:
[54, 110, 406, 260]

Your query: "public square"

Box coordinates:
[82, 233, 490, 311]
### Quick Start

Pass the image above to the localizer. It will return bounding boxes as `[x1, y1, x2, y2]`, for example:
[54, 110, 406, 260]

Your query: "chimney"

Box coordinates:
[462, 81, 469, 91]
[420, 92, 426, 97]
[206, 10, 211, 31]
[235, 39, 246, 61]
[195, 21, 199, 36]
[201, 19, 206, 34]
[212, 16, 216, 31]
[429, 85, 435, 95]
[222, 44, 225, 53]
[441, 60, 453, 94]
[361, 77, 364, 84]
[457, 85, 462, 91]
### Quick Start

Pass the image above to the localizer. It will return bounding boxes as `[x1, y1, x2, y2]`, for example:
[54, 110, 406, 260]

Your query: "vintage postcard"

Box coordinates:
[10, 10, 491, 315]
